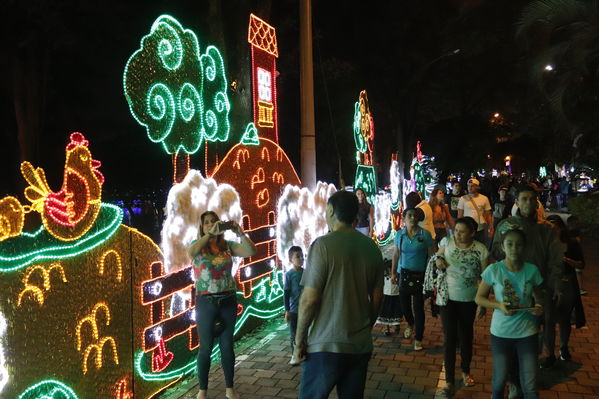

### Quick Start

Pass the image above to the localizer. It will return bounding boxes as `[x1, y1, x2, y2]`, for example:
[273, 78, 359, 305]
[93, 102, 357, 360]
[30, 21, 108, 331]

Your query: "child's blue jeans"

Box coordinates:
[491, 333, 538, 399]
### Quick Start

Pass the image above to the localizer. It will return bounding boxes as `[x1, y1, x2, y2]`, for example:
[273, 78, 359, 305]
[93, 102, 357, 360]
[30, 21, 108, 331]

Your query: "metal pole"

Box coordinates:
[299, 0, 316, 189]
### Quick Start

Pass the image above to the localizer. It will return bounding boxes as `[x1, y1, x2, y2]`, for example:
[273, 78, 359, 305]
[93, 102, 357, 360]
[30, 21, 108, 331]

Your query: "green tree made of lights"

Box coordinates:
[123, 15, 231, 181]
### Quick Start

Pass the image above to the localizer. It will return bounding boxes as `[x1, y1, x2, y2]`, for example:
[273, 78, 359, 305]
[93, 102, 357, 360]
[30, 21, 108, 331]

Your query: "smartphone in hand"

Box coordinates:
[217, 221, 235, 234]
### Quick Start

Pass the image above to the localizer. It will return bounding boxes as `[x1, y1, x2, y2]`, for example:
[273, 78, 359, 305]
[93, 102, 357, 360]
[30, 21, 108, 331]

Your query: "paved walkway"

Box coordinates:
[168, 237, 599, 399]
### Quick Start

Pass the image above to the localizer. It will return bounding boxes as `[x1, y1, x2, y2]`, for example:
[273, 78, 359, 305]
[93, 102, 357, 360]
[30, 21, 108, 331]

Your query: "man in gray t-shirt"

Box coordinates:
[295, 190, 384, 399]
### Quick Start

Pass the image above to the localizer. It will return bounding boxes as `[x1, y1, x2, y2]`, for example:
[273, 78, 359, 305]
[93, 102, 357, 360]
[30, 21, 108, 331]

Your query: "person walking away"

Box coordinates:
[492, 184, 564, 373]
[448, 181, 463, 220]
[188, 211, 257, 399]
[355, 188, 374, 237]
[458, 178, 493, 245]
[406, 191, 436, 241]
[567, 215, 586, 295]
[544, 215, 586, 363]
[284, 246, 304, 365]
[295, 191, 384, 399]
[429, 188, 455, 244]
[476, 229, 544, 399]
[377, 260, 403, 335]
[434, 217, 489, 396]
[493, 185, 513, 230]
[391, 207, 435, 351]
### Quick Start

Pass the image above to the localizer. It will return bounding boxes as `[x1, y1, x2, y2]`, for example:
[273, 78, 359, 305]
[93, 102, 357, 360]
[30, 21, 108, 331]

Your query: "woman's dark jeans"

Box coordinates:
[195, 293, 237, 390]
[400, 290, 425, 341]
[439, 300, 477, 384]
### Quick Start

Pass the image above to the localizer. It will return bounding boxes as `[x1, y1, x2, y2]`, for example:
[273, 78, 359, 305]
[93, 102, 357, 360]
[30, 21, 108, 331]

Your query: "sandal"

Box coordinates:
[437, 383, 454, 397]
[462, 373, 475, 387]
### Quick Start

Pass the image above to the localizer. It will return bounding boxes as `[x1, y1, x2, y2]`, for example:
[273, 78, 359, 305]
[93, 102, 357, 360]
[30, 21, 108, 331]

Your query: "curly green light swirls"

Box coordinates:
[124, 15, 231, 155]
[201, 45, 230, 142]
[153, 21, 184, 71]
[178, 83, 202, 123]
[146, 83, 176, 142]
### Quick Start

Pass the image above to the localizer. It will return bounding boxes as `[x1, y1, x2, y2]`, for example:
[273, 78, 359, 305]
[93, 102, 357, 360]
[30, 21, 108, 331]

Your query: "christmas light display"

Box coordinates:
[17, 263, 67, 307]
[17, 380, 79, 399]
[161, 170, 243, 273]
[21, 133, 104, 241]
[352, 91, 377, 205]
[124, 15, 231, 155]
[211, 137, 301, 296]
[0, 196, 25, 242]
[1, 12, 310, 399]
[276, 182, 336, 271]
[248, 14, 279, 142]
[0, 312, 7, 394]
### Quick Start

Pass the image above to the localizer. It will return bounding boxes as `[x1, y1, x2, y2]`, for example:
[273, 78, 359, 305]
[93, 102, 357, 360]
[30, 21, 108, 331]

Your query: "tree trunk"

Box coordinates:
[172, 152, 190, 183]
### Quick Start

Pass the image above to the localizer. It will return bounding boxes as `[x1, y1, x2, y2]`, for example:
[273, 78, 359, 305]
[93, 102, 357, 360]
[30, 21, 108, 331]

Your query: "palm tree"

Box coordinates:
[517, 0, 599, 166]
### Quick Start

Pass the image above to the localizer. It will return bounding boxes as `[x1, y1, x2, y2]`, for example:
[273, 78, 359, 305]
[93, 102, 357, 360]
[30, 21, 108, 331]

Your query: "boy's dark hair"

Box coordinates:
[288, 245, 303, 259]
[516, 183, 539, 199]
[405, 191, 422, 209]
[328, 190, 359, 225]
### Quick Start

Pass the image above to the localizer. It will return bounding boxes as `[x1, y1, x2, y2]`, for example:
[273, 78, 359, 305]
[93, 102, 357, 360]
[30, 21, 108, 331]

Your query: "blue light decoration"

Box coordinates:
[123, 15, 231, 156]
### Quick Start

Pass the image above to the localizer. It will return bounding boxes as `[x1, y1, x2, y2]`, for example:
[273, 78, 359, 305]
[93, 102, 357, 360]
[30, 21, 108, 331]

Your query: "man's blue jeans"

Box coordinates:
[299, 352, 371, 399]
[491, 334, 538, 399]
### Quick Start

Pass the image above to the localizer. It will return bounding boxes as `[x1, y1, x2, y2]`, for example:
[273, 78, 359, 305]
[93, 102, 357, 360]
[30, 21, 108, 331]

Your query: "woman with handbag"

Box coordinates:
[391, 207, 435, 351]
[188, 211, 257, 399]
[434, 217, 489, 396]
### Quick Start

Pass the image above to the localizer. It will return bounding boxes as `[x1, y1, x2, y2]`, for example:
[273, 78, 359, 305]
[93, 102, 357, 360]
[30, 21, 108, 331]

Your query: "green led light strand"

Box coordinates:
[354, 165, 377, 205]
[0, 204, 123, 273]
[17, 379, 79, 399]
[353, 102, 367, 153]
[124, 15, 232, 155]
[146, 83, 176, 142]
[240, 123, 260, 146]
[200, 45, 231, 142]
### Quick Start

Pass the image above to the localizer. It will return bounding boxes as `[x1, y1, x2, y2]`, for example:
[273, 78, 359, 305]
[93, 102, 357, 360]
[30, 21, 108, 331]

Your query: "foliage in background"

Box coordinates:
[568, 193, 599, 237]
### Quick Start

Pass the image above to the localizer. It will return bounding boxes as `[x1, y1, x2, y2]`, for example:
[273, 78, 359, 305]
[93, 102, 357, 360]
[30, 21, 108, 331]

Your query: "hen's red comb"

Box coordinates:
[66, 132, 89, 151]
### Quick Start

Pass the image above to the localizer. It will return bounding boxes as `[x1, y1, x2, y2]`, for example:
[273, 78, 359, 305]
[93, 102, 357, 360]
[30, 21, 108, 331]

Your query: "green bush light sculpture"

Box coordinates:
[123, 15, 231, 156]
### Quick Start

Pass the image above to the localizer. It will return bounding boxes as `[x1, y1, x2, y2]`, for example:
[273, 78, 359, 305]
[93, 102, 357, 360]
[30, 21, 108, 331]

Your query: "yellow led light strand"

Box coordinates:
[98, 249, 123, 282]
[76, 303, 111, 351]
[82, 336, 119, 374]
[247, 14, 279, 57]
[0, 196, 26, 241]
[20, 133, 104, 241]
[17, 263, 67, 307]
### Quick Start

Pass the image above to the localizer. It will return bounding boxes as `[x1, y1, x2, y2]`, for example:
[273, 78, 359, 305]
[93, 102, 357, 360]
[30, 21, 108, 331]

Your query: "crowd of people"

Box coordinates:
[186, 178, 588, 399]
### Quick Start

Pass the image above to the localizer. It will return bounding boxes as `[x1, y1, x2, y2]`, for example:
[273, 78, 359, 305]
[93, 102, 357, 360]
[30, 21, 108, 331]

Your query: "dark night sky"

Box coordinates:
[1, 0, 539, 201]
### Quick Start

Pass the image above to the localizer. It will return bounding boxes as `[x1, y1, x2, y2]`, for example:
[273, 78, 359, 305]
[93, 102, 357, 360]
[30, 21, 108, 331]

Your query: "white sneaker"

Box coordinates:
[289, 354, 300, 365]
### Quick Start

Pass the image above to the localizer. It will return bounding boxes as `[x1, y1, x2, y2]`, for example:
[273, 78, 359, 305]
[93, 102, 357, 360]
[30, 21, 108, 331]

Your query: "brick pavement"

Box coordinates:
[168, 237, 599, 399]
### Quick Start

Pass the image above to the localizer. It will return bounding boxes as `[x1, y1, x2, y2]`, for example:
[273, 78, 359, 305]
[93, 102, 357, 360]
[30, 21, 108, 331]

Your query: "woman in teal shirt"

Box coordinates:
[391, 207, 434, 351]
[476, 229, 543, 399]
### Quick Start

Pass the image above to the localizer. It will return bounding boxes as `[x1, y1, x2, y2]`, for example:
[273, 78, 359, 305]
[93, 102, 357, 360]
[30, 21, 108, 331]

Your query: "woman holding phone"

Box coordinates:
[188, 211, 257, 399]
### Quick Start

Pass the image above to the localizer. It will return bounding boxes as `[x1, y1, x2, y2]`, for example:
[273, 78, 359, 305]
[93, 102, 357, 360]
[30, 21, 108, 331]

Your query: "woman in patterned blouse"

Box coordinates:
[188, 211, 256, 399]
[435, 217, 489, 396]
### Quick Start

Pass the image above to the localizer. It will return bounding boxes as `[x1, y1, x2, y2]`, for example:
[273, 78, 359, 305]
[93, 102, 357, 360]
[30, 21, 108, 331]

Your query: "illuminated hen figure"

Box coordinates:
[21, 133, 104, 241]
